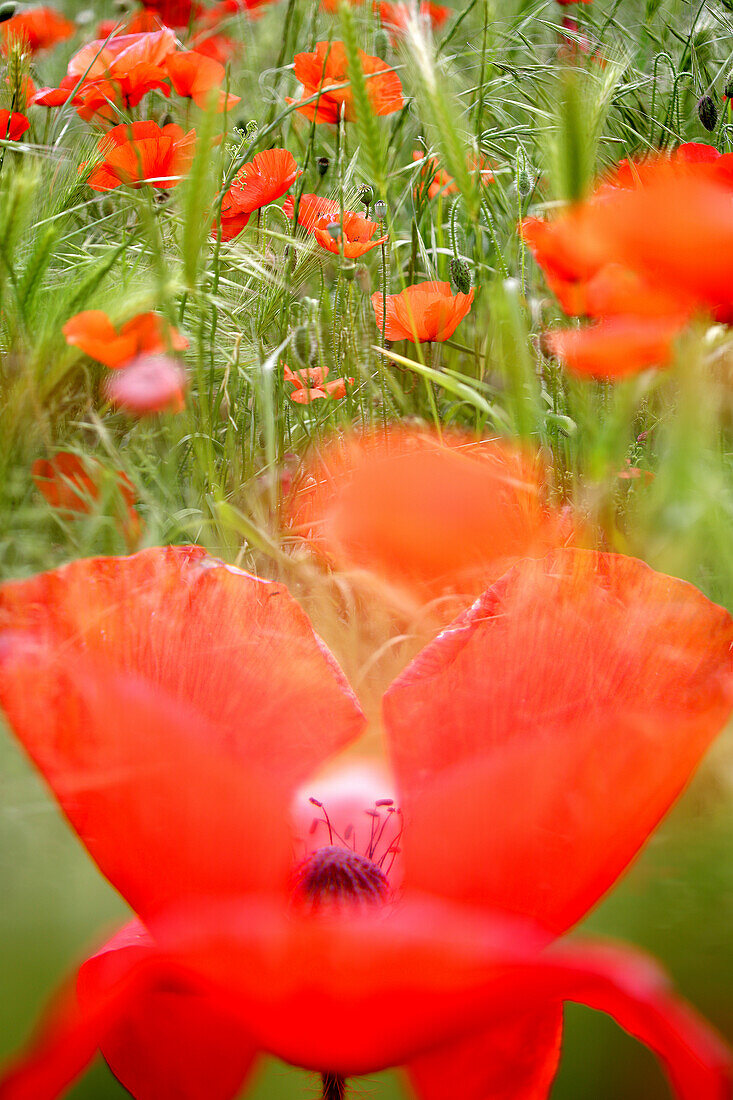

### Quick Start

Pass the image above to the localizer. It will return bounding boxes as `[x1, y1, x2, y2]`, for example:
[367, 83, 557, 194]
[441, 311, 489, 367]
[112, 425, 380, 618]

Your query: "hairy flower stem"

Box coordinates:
[321, 1074, 346, 1100]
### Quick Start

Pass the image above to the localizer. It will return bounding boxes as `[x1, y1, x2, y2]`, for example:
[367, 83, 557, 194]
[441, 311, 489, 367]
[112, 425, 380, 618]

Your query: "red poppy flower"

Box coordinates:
[63, 310, 188, 368]
[141, 0, 198, 26]
[68, 28, 177, 79]
[283, 363, 353, 403]
[312, 210, 387, 257]
[0, 6, 74, 54]
[412, 150, 494, 201]
[86, 121, 196, 191]
[523, 150, 733, 376]
[31, 452, 142, 546]
[104, 354, 188, 414]
[545, 315, 688, 380]
[377, 1, 451, 34]
[215, 149, 301, 240]
[371, 279, 474, 342]
[288, 40, 404, 124]
[190, 27, 241, 64]
[96, 12, 168, 37]
[0, 546, 732, 1100]
[32, 29, 176, 121]
[165, 50, 240, 110]
[198, 0, 269, 28]
[0, 110, 29, 141]
[286, 428, 577, 604]
[283, 192, 340, 230]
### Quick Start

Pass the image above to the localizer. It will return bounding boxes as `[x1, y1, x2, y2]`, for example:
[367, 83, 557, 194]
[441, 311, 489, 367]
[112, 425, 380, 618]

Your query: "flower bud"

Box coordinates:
[291, 325, 317, 369]
[373, 28, 391, 60]
[359, 184, 374, 207]
[516, 169, 532, 197]
[697, 94, 718, 132]
[244, 120, 258, 139]
[0, 2, 17, 21]
[317, 156, 330, 176]
[355, 265, 371, 294]
[450, 257, 472, 295]
[373, 199, 388, 220]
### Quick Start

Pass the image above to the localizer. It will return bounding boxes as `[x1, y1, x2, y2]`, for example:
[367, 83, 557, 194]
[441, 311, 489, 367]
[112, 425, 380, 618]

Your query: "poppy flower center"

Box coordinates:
[291, 795, 402, 911]
[292, 845, 389, 910]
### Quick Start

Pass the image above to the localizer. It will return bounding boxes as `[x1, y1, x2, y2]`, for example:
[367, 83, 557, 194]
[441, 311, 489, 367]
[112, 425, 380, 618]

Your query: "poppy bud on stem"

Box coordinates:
[321, 1074, 346, 1099]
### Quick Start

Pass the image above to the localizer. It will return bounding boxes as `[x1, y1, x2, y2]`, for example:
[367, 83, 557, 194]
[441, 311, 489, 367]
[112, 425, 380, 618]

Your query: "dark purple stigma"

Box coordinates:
[291, 845, 390, 912]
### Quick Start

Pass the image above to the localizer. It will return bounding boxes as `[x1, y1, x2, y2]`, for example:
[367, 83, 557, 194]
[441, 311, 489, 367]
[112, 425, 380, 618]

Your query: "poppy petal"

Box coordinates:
[546, 315, 688, 379]
[0, 546, 365, 914]
[0, 545, 365, 788]
[145, 897, 731, 1098]
[77, 921, 257, 1099]
[383, 548, 733, 933]
[2, 902, 729, 1099]
[406, 1006, 563, 1100]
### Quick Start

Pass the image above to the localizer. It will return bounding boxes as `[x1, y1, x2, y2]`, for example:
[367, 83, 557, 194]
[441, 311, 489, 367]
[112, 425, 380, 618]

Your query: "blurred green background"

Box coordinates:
[2, 722, 731, 1099]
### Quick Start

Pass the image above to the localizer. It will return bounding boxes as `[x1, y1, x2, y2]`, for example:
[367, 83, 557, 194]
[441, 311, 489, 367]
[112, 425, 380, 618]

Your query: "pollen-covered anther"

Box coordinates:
[291, 845, 390, 911]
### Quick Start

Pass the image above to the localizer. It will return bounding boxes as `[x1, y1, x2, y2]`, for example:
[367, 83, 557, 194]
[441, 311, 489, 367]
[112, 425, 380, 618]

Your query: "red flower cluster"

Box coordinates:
[524, 143, 733, 379]
[33, 28, 177, 122]
[63, 310, 188, 367]
[32, 28, 239, 121]
[0, 544, 731, 1099]
[288, 40, 405, 123]
[377, 1, 451, 34]
[0, 5, 74, 54]
[63, 310, 189, 415]
[372, 279, 474, 342]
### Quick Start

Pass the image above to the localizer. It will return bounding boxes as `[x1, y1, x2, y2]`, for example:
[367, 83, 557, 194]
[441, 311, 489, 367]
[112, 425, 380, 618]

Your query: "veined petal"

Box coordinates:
[0, 546, 365, 787]
[0, 547, 365, 915]
[0, 656, 292, 915]
[383, 549, 733, 932]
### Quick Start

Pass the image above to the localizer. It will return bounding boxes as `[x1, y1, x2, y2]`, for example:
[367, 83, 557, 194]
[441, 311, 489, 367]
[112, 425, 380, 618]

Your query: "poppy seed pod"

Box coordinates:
[697, 95, 718, 132]
[359, 184, 374, 207]
[341, 260, 357, 281]
[374, 198, 388, 220]
[317, 156, 330, 176]
[450, 257, 472, 295]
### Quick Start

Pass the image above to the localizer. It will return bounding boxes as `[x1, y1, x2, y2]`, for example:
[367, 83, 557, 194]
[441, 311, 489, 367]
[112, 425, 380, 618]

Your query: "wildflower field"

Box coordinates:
[2, 0, 733, 1097]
